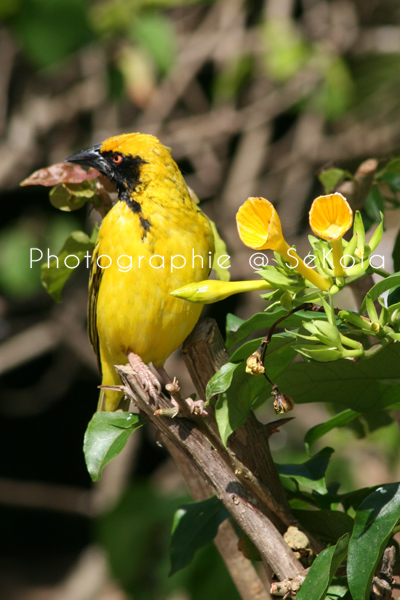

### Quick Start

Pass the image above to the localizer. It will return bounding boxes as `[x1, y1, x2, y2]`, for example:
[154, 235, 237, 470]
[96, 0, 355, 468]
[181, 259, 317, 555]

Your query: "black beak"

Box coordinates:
[66, 143, 106, 171]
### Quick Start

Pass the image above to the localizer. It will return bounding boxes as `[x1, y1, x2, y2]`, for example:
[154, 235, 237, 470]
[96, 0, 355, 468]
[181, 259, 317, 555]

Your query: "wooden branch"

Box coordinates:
[182, 318, 323, 557]
[164, 437, 272, 600]
[337, 158, 378, 211]
[115, 364, 305, 581]
[182, 319, 289, 527]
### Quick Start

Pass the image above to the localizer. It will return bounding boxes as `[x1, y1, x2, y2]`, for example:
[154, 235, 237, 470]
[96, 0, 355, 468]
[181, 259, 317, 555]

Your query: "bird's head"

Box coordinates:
[66, 133, 178, 201]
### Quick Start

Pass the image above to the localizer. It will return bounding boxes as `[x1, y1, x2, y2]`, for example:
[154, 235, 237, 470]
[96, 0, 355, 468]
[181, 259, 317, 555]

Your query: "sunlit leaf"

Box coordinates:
[318, 168, 345, 194]
[49, 182, 98, 212]
[214, 334, 296, 445]
[84, 412, 146, 482]
[276, 343, 400, 413]
[225, 308, 327, 349]
[360, 273, 400, 314]
[131, 13, 176, 75]
[296, 533, 350, 600]
[209, 219, 230, 281]
[41, 230, 95, 302]
[348, 483, 400, 600]
[206, 362, 239, 401]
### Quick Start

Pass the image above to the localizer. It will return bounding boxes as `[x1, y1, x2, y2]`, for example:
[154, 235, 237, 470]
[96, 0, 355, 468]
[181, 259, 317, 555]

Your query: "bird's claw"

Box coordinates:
[127, 352, 161, 403]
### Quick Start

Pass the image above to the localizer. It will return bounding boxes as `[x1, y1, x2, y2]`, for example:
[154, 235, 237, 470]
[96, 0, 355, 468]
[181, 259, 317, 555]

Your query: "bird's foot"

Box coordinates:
[126, 352, 161, 402]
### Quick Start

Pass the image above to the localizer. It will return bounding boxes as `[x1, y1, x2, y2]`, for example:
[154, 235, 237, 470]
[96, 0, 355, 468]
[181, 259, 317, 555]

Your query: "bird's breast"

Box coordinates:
[95, 200, 213, 366]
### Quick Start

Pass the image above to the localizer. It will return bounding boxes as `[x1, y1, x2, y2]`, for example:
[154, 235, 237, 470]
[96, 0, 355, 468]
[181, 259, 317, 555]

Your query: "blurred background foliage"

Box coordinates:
[1, 0, 400, 598]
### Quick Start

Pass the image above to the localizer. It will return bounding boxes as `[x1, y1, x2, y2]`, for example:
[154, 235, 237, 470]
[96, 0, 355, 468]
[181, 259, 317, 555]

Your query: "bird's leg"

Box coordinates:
[126, 352, 161, 402]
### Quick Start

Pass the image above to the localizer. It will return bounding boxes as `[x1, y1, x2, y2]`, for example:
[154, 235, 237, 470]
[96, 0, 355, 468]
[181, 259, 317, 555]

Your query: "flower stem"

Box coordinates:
[278, 241, 332, 291]
[331, 239, 345, 277]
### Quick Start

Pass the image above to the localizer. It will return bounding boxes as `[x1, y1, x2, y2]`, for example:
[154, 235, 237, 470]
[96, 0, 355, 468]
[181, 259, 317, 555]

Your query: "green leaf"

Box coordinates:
[258, 267, 299, 289]
[169, 496, 229, 575]
[365, 185, 385, 224]
[314, 56, 353, 120]
[318, 168, 345, 194]
[360, 273, 400, 314]
[225, 313, 244, 342]
[348, 483, 400, 600]
[215, 334, 296, 445]
[41, 230, 95, 302]
[83, 412, 146, 482]
[13, 0, 94, 69]
[392, 229, 400, 272]
[213, 55, 254, 102]
[305, 409, 360, 451]
[380, 171, 400, 191]
[226, 308, 327, 349]
[339, 486, 382, 513]
[49, 181, 95, 212]
[276, 343, 400, 413]
[277, 447, 334, 494]
[296, 533, 350, 600]
[293, 509, 354, 545]
[0, 224, 42, 297]
[379, 157, 400, 175]
[209, 219, 231, 281]
[261, 19, 311, 82]
[206, 362, 239, 401]
[293, 345, 344, 362]
[326, 579, 350, 599]
[388, 286, 400, 307]
[131, 13, 176, 75]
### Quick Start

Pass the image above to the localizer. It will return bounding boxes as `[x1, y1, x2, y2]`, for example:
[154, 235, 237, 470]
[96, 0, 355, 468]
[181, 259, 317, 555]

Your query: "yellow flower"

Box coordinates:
[171, 279, 273, 304]
[236, 196, 285, 252]
[309, 193, 353, 277]
[236, 197, 331, 291]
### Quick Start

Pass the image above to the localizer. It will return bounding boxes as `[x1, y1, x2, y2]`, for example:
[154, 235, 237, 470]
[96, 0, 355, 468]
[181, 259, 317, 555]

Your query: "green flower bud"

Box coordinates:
[304, 321, 343, 348]
[171, 279, 272, 304]
[353, 211, 366, 252]
[293, 344, 344, 362]
[365, 295, 379, 323]
[339, 310, 374, 334]
[368, 213, 384, 251]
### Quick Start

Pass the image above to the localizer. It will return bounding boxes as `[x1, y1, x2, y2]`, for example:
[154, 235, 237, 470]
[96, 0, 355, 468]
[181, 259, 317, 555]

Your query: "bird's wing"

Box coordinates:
[88, 239, 102, 371]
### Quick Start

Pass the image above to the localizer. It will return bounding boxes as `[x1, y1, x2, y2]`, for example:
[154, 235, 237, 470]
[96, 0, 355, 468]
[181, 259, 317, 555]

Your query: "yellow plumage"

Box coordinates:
[67, 133, 214, 411]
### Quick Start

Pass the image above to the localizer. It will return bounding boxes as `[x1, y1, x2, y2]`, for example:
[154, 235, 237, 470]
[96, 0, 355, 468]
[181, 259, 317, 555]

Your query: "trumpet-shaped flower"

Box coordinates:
[236, 197, 285, 251]
[309, 193, 353, 277]
[236, 197, 331, 291]
[171, 279, 273, 304]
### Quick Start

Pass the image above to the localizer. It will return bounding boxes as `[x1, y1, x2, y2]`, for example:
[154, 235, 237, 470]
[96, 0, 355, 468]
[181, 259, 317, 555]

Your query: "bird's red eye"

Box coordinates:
[113, 154, 123, 164]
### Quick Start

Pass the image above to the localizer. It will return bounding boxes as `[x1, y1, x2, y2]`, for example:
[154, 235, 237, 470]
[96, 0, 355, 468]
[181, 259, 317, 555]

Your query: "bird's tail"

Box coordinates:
[97, 388, 131, 412]
[97, 360, 131, 412]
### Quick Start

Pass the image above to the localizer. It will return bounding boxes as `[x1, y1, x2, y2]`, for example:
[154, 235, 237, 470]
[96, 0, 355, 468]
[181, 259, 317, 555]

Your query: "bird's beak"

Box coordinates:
[66, 143, 106, 171]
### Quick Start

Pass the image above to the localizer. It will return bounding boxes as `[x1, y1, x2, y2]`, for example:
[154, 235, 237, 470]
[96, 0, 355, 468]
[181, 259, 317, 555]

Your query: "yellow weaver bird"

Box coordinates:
[67, 133, 215, 411]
